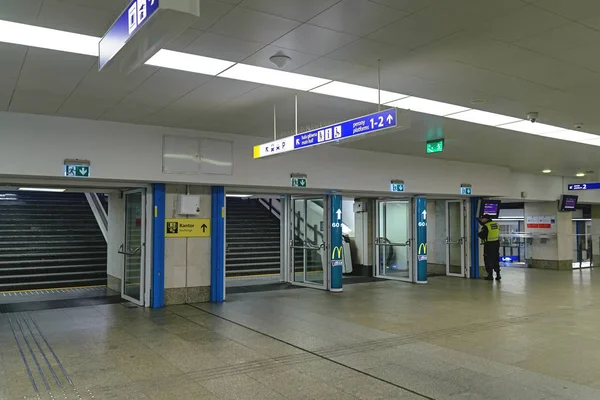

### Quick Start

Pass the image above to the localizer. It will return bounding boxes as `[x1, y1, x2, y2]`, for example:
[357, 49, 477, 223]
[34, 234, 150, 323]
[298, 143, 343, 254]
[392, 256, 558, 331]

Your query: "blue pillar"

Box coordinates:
[210, 187, 225, 302]
[470, 197, 480, 279]
[330, 194, 343, 292]
[416, 197, 427, 283]
[151, 184, 165, 308]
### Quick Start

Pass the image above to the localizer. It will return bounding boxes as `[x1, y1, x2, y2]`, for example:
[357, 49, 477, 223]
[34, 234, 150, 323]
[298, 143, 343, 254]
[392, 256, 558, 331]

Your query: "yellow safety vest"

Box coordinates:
[484, 221, 500, 242]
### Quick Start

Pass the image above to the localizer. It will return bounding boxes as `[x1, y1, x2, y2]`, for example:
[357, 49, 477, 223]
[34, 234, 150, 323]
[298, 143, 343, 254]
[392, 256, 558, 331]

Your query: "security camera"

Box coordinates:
[527, 112, 539, 123]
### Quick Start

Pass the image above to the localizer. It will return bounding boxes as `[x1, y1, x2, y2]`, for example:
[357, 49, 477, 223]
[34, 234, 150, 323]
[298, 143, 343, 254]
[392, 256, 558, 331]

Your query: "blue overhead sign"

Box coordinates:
[99, 0, 160, 70]
[254, 108, 397, 158]
[568, 183, 600, 191]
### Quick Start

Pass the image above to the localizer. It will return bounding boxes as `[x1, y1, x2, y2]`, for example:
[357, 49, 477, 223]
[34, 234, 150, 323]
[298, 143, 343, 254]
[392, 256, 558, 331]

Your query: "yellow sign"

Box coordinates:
[331, 246, 343, 259]
[418, 243, 427, 255]
[165, 219, 210, 238]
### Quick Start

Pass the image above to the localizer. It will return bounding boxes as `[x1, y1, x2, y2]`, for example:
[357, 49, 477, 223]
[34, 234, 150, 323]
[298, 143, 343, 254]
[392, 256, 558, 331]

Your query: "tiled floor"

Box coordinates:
[2, 268, 600, 399]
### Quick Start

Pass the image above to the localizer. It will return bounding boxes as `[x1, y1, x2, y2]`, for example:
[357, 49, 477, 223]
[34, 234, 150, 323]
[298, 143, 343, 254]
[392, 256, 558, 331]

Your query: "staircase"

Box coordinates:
[226, 198, 280, 277]
[0, 191, 107, 291]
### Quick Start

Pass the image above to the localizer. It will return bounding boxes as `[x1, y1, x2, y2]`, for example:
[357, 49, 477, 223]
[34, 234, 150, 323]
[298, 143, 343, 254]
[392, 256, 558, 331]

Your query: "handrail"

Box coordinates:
[85, 193, 108, 243]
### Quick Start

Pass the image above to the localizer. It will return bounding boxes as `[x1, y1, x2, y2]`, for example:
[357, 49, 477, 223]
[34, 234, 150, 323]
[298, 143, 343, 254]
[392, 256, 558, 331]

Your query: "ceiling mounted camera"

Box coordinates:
[526, 112, 538, 123]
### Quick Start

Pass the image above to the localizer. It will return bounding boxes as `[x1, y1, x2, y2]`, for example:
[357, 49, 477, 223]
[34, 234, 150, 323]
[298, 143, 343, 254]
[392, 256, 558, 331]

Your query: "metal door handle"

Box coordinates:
[118, 244, 141, 256]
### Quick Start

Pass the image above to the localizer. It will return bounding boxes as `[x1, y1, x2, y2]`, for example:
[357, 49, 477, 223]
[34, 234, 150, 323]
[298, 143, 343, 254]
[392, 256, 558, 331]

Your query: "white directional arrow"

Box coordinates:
[422, 210, 427, 220]
[79, 167, 88, 175]
[386, 114, 394, 124]
[336, 209, 342, 221]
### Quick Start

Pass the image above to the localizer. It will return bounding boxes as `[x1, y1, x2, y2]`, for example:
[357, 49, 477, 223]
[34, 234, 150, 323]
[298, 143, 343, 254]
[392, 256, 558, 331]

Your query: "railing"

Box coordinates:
[85, 193, 108, 242]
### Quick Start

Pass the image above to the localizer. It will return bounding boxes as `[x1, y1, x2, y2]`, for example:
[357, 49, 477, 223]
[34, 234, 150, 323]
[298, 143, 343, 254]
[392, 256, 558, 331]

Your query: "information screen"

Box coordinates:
[560, 195, 578, 211]
[482, 201, 501, 218]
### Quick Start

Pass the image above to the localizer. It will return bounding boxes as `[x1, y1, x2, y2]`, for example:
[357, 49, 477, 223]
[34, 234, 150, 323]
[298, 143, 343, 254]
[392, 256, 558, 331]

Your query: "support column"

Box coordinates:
[591, 205, 600, 266]
[524, 202, 572, 270]
[151, 183, 165, 308]
[210, 186, 225, 302]
[330, 194, 343, 292]
[416, 197, 427, 283]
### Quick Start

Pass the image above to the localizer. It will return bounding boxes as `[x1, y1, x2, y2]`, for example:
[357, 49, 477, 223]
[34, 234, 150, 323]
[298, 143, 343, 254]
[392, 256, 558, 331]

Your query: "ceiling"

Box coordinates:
[2, 0, 600, 177]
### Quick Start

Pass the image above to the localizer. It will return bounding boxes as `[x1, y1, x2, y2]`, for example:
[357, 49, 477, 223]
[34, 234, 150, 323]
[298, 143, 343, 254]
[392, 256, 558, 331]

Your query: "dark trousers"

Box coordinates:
[483, 241, 501, 277]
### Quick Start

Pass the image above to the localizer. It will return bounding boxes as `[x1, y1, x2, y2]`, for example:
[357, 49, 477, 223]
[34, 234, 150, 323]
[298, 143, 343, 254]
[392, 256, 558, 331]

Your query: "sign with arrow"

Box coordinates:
[64, 164, 91, 178]
[254, 108, 398, 159]
[165, 218, 211, 238]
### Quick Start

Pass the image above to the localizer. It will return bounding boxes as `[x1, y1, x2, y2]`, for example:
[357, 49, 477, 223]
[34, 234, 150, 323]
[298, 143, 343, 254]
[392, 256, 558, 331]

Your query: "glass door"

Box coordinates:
[375, 200, 412, 281]
[120, 189, 146, 305]
[290, 197, 328, 289]
[446, 200, 465, 277]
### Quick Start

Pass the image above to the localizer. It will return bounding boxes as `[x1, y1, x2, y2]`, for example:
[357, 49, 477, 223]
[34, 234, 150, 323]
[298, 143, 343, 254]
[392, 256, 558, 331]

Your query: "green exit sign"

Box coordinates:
[64, 164, 91, 178]
[426, 139, 444, 154]
[291, 177, 307, 188]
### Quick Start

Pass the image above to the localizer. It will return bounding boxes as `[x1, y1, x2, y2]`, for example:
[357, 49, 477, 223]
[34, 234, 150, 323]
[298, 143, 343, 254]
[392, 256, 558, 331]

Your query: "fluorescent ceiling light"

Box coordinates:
[226, 194, 252, 198]
[447, 109, 522, 126]
[145, 50, 234, 76]
[385, 96, 470, 116]
[0, 20, 99, 56]
[219, 63, 331, 91]
[497, 120, 565, 135]
[541, 130, 600, 143]
[310, 81, 407, 104]
[18, 188, 65, 192]
[542, 169, 551, 174]
[576, 172, 586, 177]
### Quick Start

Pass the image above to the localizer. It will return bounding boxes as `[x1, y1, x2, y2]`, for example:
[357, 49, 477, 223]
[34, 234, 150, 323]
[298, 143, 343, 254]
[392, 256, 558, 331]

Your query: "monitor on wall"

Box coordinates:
[559, 195, 578, 211]
[480, 200, 501, 218]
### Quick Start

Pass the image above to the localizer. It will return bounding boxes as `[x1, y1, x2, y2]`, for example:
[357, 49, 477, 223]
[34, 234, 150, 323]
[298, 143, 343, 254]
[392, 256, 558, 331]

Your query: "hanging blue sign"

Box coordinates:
[330, 194, 343, 292]
[416, 197, 427, 283]
[99, 0, 160, 70]
[568, 183, 600, 191]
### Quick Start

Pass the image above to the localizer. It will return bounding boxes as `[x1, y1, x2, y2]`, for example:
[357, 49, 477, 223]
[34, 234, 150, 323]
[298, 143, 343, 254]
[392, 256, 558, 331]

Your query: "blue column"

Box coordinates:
[415, 197, 427, 283]
[210, 187, 225, 302]
[151, 184, 165, 308]
[470, 197, 480, 279]
[330, 194, 343, 292]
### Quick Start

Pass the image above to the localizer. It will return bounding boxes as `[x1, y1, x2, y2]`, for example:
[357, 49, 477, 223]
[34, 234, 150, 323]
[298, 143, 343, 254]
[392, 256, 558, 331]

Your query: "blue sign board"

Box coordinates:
[293, 109, 397, 150]
[416, 198, 427, 283]
[330, 194, 343, 292]
[568, 183, 600, 191]
[99, 0, 160, 70]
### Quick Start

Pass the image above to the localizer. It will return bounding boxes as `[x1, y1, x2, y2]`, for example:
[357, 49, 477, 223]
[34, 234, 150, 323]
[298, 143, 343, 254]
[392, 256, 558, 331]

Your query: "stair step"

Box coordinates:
[0, 256, 107, 266]
[0, 277, 108, 291]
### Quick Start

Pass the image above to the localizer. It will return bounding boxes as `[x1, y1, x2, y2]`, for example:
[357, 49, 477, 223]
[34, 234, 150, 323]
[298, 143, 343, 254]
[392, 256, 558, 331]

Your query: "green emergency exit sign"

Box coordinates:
[291, 177, 307, 188]
[426, 139, 444, 154]
[64, 164, 91, 178]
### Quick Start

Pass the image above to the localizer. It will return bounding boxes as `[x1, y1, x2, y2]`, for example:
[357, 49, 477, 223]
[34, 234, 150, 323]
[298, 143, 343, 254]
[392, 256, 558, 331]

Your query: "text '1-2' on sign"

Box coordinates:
[253, 108, 398, 159]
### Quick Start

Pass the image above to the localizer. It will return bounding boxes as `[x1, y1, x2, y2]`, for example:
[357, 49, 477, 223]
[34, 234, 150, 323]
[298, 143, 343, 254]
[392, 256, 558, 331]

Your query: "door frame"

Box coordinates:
[120, 188, 147, 306]
[445, 199, 466, 277]
[288, 196, 329, 290]
[374, 198, 414, 282]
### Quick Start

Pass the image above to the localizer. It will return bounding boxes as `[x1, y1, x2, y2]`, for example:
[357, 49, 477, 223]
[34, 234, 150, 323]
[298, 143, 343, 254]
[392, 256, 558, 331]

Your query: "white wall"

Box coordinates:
[0, 111, 513, 196]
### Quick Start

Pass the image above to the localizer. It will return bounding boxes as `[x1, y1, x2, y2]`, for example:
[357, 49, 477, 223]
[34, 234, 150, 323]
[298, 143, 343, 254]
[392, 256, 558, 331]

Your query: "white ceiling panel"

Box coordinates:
[56, 94, 116, 120]
[184, 32, 264, 62]
[209, 6, 299, 44]
[272, 24, 357, 56]
[100, 99, 163, 124]
[326, 38, 408, 68]
[55, 0, 126, 13]
[308, 0, 406, 36]
[165, 28, 205, 52]
[36, 0, 116, 36]
[218, 0, 244, 4]
[0, 82, 14, 111]
[0, 43, 27, 86]
[369, 0, 439, 13]
[0, 0, 43, 25]
[171, 77, 260, 112]
[125, 69, 214, 105]
[534, 0, 600, 21]
[242, 46, 319, 71]
[74, 66, 158, 102]
[191, 0, 235, 30]
[9, 89, 67, 115]
[239, 0, 340, 22]
[294, 57, 375, 82]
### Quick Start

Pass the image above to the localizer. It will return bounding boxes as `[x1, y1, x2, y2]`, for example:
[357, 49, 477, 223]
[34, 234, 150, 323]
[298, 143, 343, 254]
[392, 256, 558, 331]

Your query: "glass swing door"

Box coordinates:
[375, 200, 412, 282]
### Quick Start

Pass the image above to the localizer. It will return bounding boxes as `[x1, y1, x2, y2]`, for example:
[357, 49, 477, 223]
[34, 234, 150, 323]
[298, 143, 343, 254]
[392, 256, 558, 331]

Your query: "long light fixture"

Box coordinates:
[0, 20, 99, 56]
[219, 63, 331, 91]
[146, 49, 234, 76]
[385, 96, 470, 116]
[18, 188, 66, 192]
[310, 81, 407, 104]
[226, 194, 252, 198]
[2, 18, 600, 151]
[446, 109, 522, 127]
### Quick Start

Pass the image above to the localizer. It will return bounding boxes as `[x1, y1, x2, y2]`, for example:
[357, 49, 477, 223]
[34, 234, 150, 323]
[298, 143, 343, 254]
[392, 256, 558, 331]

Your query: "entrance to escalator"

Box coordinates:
[289, 196, 328, 289]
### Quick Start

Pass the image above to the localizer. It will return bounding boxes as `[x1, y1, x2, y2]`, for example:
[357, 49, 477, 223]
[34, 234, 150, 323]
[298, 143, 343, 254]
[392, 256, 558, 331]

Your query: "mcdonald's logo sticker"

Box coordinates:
[418, 243, 427, 255]
[331, 246, 343, 259]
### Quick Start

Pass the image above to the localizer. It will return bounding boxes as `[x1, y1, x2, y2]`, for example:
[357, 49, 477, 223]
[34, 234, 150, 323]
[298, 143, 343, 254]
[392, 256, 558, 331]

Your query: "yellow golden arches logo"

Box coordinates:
[331, 246, 343, 259]
[418, 243, 427, 255]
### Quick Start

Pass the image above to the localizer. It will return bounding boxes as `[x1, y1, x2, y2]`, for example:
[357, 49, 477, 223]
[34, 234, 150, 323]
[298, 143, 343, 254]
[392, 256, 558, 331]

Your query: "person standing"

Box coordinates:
[478, 214, 501, 281]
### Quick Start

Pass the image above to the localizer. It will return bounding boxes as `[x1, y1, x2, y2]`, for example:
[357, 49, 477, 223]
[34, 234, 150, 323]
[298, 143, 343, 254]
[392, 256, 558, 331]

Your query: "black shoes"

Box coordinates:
[496, 275, 502, 281]
[484, 276, 494, 281]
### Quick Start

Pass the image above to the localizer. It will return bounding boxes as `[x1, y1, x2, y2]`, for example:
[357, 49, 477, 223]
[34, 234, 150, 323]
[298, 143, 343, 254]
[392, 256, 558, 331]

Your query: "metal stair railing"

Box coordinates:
[84, 193, 108, 243]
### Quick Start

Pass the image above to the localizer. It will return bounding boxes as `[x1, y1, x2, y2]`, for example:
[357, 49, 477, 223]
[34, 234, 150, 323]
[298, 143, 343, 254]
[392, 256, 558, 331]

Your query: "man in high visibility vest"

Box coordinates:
[478, 214, 501, 281]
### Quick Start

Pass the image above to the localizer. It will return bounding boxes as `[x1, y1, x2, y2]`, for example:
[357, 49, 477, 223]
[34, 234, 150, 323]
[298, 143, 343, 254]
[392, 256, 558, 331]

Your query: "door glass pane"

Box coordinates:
[124, 192, 143, 301]
[291, 198, 325, 286]
[378, 201, 410, 280]
[292, 199, 305, 283]
[447, 202, 462, 275]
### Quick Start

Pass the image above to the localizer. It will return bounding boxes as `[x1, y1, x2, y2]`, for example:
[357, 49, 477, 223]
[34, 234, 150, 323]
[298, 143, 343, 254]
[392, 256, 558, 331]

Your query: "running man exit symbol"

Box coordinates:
[64, 164, 91, 178]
